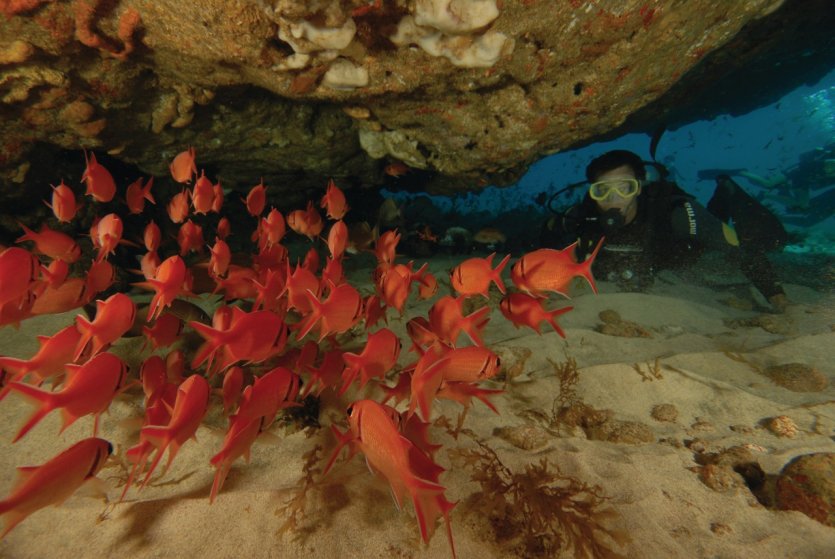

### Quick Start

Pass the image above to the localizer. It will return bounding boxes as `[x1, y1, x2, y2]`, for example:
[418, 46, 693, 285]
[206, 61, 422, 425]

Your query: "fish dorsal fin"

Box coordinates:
[15, 465, 39, 485]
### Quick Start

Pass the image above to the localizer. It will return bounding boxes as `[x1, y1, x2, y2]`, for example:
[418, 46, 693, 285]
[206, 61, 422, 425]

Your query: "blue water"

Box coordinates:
[386, 67, 835, 231]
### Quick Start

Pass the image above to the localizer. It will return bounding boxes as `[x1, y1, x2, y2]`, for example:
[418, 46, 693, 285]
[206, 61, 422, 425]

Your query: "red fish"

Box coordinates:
[499, 292, 573, 337]
[190, 308, 286, 371]
[221, 365, 244, 414]
[207, 238, 231, 278]
[125, 176, 155, 214]
[450, 253, 511, 298]
[0, 325, 82, 401]
[296, 282, 362, 341]
[374, 229, 400, 267]
[177, 219, 204, 256]
[141, 312, 183, 351]
[211, 180, 224, 213]
[427, 295, 490, 347]
[167, 189, 190, 224]
[384, 161, 410, 178]
[93, 213, 123, 262]
[326, 220, 348, 260]
[281, 261, 319, 313]
[81, 151, 116, 203]
[17, 223, 81, 263]
[143, 220, 161, 252]
[84, 259, 115, 299]
[510, 238, 604, 297]
[209, 415, 264, 503]
[133, 255, 189, 322]
[259, 208, 286, 248]
[8, 352, 128, 441]
[40, 259, 69, 290]
[287, 201, 324, 240]
[74, 293, 136, 360]
[137, 374, 210, 488]
[45, 180, 78, 222]
[0, 437, 112, 538]
[301, 348, 344, 398]
[234, 366, 299, 427]
[341, 327, 401, 393]
[0, 247, 39, 309]
[170, 147, 197, 183]
[216, 218, 231, 241]
[325, 399, 454, 556]
[245, 179, 267, 217]
[29, 279, 86, 317]
[191, 170, 215, 214]
[320, 178, 349, 220]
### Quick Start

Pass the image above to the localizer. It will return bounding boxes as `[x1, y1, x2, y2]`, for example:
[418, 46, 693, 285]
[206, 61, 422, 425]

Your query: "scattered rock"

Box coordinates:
[766, 415, 799, 438]
[651, 403, 678, 423]
[696, 445, 765, 494]
[723, 314, 793, 335]
[775, 452, 835, 527]
[493, 424, 550, 451]
[710, 522, 733, 535]
[763, 363, 829, 392]
[595, 309, 653, 338]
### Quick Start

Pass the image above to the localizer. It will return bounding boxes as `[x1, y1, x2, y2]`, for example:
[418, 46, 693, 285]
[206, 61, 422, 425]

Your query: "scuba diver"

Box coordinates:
[539, 150, 790, 311]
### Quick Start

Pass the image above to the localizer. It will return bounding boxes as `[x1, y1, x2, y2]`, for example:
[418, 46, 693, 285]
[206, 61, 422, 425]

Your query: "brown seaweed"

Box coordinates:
[275, 443, 325, 541]
[449, 429, 629, 558]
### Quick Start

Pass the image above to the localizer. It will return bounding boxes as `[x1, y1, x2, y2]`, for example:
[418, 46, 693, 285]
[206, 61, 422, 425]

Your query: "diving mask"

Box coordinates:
[589, 178, 640, 201]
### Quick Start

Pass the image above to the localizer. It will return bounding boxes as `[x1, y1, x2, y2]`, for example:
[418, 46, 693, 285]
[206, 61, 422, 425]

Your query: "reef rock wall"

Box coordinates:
[0, 0, 830, 196]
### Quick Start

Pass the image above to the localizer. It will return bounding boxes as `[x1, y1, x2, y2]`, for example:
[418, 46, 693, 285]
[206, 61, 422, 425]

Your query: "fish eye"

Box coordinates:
[346, 405, 354, 416]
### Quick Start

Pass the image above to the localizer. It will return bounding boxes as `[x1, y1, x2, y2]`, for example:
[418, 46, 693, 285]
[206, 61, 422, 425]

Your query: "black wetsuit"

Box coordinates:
[540, 176, 788, 299]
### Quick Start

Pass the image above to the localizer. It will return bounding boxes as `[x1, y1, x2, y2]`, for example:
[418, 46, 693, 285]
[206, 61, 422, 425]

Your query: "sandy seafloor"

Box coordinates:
[0, 251, 833, 559]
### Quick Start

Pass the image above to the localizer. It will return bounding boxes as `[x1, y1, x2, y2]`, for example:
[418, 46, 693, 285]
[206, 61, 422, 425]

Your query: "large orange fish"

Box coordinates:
[0, 324, 82, 401]
[177, 219, 204, 256]
[0, 247, 39, 309]
[74, 293, 136, 360]
[125, 176, 155, 214]
[287, 201, 324, 240]
[510, 237, 604, 297]
[136, 374, 210, 489]
[133, 255, 189, 322]
[245, 179, 267, 217]
[143, 220, 161, 252]
[190, 308, 286, 371]
[167, 189, 190, 224]
[320, 178, 349, 220]
[259, 208, 286, 248]
[93, 213, 123, 262]
[191, 170, 215, 214]
[296, 282, 362, 341]
[325, 399, 455, 556]
[169, 147, 197, 183]
[340, 327, 401, 393]
[17, 223, 81, 263]
[81, 151, 116, 203]
[427, 295, 490, 347]
[499, 292, 572, 337]
[45, 180, 78, 222]
[209, 415, 264, 503]
[0, 437, 112, 538]
[234, 366, 299, 427]
[221, 365, 244, 415]
[8, 352, 128, 441]
[450, 253, 511, 298]
[326, 220, 348, 260]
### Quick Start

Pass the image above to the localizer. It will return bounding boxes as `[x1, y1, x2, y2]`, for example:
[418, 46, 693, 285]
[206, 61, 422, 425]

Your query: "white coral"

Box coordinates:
[414, 0, 500, 33]
[322, 58, 369, 90]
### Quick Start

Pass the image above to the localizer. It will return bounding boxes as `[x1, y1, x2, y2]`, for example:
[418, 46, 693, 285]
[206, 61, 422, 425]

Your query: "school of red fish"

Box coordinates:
[0, 148, 603, 556]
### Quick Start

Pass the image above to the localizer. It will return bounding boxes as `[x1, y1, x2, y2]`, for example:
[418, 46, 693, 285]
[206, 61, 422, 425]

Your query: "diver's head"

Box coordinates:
[586, 150, 644, 224]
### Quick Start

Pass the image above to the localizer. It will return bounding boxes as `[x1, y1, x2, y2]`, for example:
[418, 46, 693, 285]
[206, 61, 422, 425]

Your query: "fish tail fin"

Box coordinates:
[579, 237, 605, 294]
[189, 321, 222, 369]
[138, 426, 170, 488]
[546, 305, 573, 338]
[491, 253, 512, 294]
[208, 460, 230, 504]
[143, 178, 156, 204]
[8, 382, 56, 443]
[0, 506, 29, 539]
[15, 222, 35, 244]
[322, 425, 355, 477]
[406, 475, 447, 542]
[294, 290, 322, 341]
[462, 305, 491, 347]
